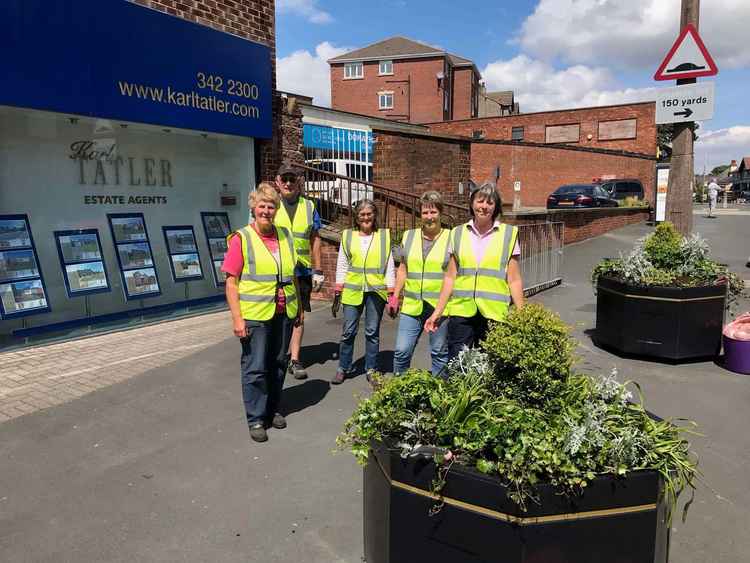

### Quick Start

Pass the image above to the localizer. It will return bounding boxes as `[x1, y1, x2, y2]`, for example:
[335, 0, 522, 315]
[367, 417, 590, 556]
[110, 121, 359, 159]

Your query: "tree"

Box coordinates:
[710, 164, 730, 176]
[657, 123, 700, 162]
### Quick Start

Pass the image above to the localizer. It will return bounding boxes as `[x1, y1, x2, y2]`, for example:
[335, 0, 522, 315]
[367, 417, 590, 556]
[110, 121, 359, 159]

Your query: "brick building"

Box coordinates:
[425, 102, 657, 206]
[328, 37, 482, 124]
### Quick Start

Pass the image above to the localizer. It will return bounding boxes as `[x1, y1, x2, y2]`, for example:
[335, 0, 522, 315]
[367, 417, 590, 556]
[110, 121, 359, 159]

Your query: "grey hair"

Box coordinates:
[469, 183, 502, 220]
[419, 190, 444, 213]
[354, 199, 379, 231]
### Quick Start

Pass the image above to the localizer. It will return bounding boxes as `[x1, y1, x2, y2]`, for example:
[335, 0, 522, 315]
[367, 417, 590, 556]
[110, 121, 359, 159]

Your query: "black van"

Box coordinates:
[598, 179, 644, 201]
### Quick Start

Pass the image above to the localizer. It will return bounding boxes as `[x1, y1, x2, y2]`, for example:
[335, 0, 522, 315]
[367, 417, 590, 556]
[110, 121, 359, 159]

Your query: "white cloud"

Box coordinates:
[518, 0, 750, 70]
[695, 126, 750, 172]
[277, 0, 332, 24]
[277, 42, 350, 106]
[481, 55, 658, 112]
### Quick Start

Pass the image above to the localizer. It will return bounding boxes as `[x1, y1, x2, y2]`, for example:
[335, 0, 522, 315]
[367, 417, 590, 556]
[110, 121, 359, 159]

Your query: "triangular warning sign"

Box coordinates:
[654, 24, 718, 81]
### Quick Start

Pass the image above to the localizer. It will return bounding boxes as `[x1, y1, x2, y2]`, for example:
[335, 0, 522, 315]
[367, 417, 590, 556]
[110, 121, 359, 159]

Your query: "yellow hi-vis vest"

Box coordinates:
[400, 228, 451, 316]
[232, 225, 298, 321]
[341, 228, 390, 306]
[274, 196, 315, 268]
[447, 222, 518, 322]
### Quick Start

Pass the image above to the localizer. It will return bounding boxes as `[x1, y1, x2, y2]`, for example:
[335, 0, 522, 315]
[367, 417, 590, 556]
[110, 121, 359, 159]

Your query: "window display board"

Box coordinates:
[201, 212, 232, 287]
[107, 213, 161, 300]
[54, 229, 111, 297]
[0, 214, 50, 318]
[162, 226, 203, 282]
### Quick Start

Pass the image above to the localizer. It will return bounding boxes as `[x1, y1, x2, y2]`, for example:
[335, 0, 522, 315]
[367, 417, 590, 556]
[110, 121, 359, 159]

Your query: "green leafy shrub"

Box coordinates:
[339, 305, 699, 518]
[620, 196, 649, 208]
[480, 304, 575, 406]
[591, 221, 746, 308]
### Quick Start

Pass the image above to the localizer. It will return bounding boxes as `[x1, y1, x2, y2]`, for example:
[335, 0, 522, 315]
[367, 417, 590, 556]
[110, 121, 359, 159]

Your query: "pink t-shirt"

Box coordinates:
[221, 226, 286, 314]
[465, 220, 521, 264]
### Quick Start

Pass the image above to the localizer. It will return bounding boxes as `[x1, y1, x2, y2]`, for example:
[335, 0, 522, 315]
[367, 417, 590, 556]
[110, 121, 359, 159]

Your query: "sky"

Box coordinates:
[275, 0, 749, 173]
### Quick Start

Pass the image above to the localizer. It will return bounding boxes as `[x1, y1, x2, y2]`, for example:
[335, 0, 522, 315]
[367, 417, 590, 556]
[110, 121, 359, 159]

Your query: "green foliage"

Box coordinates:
[338, 306, 699, 519]
[710, 164, 730, 176]
[591, 222, 746, 307]
[642, 222, 683, 269]
[480, 304, 575, 406]
[620, 196, 649, 208]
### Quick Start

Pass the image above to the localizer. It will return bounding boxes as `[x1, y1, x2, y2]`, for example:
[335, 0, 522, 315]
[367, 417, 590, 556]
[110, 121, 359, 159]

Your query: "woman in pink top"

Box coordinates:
[425, 183, 524, 357]
[222, 183, 302, 443]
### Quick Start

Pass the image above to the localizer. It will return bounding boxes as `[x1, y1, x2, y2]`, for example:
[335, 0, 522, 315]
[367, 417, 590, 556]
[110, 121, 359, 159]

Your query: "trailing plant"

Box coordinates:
[338, 306, 699, 520]
[591, 221, 746, 308]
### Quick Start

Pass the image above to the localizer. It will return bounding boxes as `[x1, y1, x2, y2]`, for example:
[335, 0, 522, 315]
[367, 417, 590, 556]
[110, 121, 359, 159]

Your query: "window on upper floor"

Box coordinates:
[344, 62, 363, 79]
[378, 60, 393, 75]
[378, 91, 394, 110]
[511, 126, 524, 141]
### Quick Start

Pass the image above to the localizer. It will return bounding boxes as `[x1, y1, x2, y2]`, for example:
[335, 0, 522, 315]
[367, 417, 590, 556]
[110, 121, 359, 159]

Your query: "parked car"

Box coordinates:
[547, 184, 619, 209]
[598, 179, 645, 201]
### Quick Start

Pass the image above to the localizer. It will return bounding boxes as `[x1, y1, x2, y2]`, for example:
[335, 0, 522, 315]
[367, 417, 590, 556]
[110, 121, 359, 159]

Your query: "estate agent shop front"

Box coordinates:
[0, 0, 273, 346]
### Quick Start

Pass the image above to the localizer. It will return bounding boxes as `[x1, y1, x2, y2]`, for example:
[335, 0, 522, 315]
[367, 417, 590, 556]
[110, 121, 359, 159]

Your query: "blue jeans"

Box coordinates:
[393, 302, 449, 376]
[240, 314, 293, 425]
[338, 292, 385, 374]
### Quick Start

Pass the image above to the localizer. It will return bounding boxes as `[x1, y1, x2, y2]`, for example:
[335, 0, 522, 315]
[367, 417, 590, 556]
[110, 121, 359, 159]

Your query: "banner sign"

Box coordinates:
[303, 124, 373, 156]
[0, 0, 272, 138]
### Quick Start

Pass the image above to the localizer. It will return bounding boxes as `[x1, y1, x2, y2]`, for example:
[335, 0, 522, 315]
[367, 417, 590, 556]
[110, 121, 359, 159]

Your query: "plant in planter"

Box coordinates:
[339, 304, 698, 563]
[591, 222, 745, 360]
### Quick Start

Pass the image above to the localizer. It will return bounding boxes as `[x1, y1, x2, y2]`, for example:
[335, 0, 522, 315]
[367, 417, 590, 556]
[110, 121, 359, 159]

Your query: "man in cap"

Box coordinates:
[274, 161, 324, 380]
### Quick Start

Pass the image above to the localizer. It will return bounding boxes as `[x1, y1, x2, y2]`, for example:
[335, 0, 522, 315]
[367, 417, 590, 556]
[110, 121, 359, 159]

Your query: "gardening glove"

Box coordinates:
[312, 270, 325, 292]
[387, 293, 399, 318]
[331, 291, 342, 318]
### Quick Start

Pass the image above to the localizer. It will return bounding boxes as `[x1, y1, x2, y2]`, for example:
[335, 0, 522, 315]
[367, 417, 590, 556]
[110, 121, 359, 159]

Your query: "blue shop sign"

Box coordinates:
[303, 124, 373, 155]
[0, 0, 272, 139]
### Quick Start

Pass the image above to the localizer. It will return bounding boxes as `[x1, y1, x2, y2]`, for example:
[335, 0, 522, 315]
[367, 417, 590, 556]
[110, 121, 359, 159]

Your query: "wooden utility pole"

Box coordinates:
[665, 0, 700, 235]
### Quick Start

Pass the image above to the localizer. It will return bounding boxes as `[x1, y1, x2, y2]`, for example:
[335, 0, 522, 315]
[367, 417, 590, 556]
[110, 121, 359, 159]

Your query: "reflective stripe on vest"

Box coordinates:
[341, 228, 390, 306]
[401, 228, 450, 316]
[235, 225, 298, 321]
[447, 222, 517, 322]
[274, 196, 315, 268]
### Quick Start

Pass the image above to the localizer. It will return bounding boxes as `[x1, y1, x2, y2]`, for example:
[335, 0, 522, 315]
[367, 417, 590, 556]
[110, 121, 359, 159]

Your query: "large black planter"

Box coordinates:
[595, 276, 726, 360]
[364, 444, 669, 563]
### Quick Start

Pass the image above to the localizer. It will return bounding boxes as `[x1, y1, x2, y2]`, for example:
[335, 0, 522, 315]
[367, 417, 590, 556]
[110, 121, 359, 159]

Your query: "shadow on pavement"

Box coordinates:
[583, 328, 716, 366]
[350, 350, 395, 377]
[281, 378, 331, 417]
[301, 341, 340, 367]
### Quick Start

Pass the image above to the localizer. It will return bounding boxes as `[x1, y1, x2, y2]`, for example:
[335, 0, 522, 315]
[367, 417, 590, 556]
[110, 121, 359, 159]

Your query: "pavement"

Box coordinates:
[1, 213, 749, 563]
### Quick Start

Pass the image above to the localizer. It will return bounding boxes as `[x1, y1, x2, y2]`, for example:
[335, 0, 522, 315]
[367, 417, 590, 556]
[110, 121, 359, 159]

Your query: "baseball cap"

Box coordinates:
[277, 160, 301, 177]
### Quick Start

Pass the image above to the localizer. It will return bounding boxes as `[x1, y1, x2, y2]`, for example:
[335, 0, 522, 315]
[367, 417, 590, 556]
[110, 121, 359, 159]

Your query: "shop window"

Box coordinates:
[379, 92, 394, 110]
[346, 163, 373, 182]
[54, 229, 111, 297]
[511, 126, 524, 141]
[0, 214, 50, 317]
[107, 213, 161, 300]
[344, 62, 363, 79]
[379, 60, 393, 75]
[201, 212, 232, 288]
[163, 226, 203, 282]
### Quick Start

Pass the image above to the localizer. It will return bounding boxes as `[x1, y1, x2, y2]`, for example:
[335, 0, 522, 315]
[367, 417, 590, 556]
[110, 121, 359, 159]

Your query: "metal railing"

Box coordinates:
[517, 222, 564, 295]
[300, 164, 563, 294]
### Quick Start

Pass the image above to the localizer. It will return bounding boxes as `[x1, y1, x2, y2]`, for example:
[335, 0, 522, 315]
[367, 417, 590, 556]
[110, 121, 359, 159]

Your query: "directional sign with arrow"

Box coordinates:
[655, 82, 714, 125]
[654, 24, 718, 81]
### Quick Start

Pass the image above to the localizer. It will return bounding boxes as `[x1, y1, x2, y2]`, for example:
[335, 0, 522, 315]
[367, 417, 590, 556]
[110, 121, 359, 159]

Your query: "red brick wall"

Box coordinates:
[331, 57, 451, 124]
[503, 208, 650, 245]
[451, 68, 474, 121]
[373, 129, 471, 206]
[470, 142, 656, 207]
[428, 102, 656, 155]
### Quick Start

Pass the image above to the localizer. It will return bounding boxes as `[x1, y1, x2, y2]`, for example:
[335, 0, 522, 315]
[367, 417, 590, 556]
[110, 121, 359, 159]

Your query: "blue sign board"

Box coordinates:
[0, 0, 272, 139]
[303, 124, 373, 157]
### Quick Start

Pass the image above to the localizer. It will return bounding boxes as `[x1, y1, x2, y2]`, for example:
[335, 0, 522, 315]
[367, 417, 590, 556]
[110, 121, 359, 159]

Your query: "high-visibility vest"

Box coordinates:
[400, 228, 451, 316]
[231, 225, 298, 321]
[341, 228, 390, 306]
[447, 222, 518, 322]
[274, 196, 316, 268]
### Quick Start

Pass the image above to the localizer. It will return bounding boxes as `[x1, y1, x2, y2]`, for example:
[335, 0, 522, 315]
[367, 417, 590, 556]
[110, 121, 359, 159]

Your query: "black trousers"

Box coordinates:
[447, 313, 489, 359]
